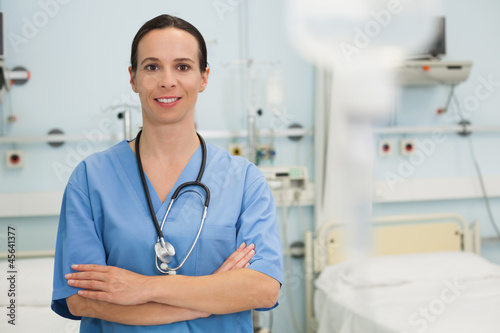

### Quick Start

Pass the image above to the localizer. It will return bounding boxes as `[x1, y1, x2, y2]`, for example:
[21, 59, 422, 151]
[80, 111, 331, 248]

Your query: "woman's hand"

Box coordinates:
[66, 243, 255, 306]
[66, 264, 151, 305]
[213, 242, 255, 274]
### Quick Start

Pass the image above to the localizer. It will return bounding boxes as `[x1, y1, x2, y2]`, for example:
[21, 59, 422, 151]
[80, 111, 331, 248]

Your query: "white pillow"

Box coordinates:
[0, 257, 54, 306]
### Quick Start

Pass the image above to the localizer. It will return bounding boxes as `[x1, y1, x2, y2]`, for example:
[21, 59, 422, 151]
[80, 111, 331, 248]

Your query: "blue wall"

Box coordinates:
[373, 0, 500, 241]
[0, 1, 313, 332]
[0, 0, 313, 239]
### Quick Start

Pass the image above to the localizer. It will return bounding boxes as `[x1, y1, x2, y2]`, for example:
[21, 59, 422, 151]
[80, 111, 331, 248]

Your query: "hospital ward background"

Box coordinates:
[1, 0, 500, 332]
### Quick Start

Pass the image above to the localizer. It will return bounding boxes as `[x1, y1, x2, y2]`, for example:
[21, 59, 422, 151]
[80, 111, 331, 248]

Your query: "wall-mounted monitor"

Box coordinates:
[0, 12, 4, 58]
[406, 17, 446, 60]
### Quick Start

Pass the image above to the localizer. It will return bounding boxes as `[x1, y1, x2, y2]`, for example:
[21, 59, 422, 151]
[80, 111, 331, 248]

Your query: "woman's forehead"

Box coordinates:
[137, 28, 199, 63]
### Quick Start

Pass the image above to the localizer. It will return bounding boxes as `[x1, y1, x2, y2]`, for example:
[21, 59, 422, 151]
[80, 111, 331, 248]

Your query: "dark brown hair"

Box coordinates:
[130, 14, 208, 73]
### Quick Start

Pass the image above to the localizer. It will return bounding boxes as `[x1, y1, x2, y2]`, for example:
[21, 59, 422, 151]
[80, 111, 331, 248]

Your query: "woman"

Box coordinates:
[51, 14, 282, 332]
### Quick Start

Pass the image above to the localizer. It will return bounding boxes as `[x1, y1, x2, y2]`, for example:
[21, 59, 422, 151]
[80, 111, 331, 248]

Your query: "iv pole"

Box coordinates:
[239, 1, 257, 164]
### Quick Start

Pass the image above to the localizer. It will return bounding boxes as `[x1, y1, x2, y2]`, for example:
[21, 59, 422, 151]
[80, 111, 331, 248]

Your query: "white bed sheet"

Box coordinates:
[0, 306, 79, 332]
[314, 252, 500, 333]
[0, 257, 78, 332]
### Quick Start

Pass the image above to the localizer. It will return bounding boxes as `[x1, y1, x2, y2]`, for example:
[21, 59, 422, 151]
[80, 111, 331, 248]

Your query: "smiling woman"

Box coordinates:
[51, 14, 282, 333]
[129, 28, 209, 131]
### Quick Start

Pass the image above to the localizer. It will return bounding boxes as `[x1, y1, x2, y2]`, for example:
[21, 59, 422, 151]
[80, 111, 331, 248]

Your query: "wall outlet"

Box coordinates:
[400, 139, 416, 156]
[6, 150, 24, 168]
[378, 140, 394, 157]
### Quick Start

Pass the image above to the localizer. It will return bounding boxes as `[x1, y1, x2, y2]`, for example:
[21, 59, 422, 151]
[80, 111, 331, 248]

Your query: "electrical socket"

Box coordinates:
[6, 150, 24, 168]
[400, 139, 416, 156]
[378, 139, 394, 157]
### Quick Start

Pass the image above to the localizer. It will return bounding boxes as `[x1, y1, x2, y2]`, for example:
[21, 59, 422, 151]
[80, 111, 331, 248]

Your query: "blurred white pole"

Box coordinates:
[239, 1, 257, 164]
[287, 0, 442, 260]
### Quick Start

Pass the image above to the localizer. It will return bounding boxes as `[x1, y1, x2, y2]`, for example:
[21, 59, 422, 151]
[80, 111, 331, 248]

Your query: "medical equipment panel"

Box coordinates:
[259, 166, 308, 190]
[259, 166, 314, 207]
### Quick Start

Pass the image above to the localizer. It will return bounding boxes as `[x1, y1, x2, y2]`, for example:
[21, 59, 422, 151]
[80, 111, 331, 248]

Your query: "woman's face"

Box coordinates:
[129, 28, 209, 128]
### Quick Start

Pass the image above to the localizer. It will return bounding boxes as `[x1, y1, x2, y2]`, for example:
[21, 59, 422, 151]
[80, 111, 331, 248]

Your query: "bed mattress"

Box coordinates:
[314, 251, 500, 333]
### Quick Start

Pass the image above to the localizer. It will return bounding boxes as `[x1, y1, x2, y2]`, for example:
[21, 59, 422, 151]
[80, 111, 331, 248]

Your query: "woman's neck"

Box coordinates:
[132, 123, 200, 163]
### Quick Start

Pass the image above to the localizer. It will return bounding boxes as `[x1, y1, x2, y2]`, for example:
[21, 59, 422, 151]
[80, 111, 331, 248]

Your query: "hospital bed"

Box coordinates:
[0, 252, 79, 332]
[305, 213, 500, 333]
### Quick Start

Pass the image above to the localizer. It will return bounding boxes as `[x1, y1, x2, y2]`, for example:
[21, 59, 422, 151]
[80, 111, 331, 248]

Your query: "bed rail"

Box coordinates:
[305, 212, 480, 333]
[0, 250, 55, 260]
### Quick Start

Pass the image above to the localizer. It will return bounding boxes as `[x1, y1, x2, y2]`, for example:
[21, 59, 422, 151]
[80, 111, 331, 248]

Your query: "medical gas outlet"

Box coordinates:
[6, 150, 24, 168]
[378, 139, 394, 157]
[400, 139, 416, 156]
[228, 143, 244, 157]
[256, 144, 275, 165]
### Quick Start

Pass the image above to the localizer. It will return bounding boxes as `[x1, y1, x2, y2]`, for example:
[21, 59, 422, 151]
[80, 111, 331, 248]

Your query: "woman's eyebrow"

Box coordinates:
[174, 58, 195, 63]
[140, 57, 161, 65]
[140, 57, 195, 65]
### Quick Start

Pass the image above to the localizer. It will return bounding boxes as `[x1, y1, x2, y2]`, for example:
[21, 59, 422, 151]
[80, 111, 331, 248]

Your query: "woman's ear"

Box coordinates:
[199, 67, 210, 92]
[128, 66, 138, 93]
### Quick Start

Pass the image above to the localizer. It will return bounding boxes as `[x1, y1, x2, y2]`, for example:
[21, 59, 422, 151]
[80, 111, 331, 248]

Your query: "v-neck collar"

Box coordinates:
[111, 140, 203, 219]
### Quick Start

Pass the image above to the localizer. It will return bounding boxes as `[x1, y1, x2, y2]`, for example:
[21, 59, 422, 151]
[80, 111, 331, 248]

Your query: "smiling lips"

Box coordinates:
[155, 97, 181, 107]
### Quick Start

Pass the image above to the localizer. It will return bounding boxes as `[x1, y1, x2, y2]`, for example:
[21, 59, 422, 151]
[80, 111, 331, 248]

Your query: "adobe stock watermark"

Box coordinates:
[8, 0, 73, 54]
[212, 0, 242, 21]
[384, 129, 447, 192]
[408, 277, 467, 333]
[339, 0, 408, 64]
[268, 107, 296, 130]
[51, 118, 115, 183]
[383, 72, 500, 193]
[443, 73, 500, 122]
[100, 91, 140, 114]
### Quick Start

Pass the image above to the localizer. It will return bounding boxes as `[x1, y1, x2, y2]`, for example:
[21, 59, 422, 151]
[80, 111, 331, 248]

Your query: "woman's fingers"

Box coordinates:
[232, 247, 255, 269]
[66, 271, 108, 282]
[227, 243, 254, 268]
[213, 243, 255, 274]
[224, 243, 246, 262]
[71, 264, 110, 272]
[66, 266, 114, 292]
[66, 265, 150, 305]
[67, 278, 107, 292]
[65, 264, 111, 284]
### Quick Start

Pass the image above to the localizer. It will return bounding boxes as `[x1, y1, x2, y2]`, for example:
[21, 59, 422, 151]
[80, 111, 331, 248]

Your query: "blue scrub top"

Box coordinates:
[51, 140, 283, 332]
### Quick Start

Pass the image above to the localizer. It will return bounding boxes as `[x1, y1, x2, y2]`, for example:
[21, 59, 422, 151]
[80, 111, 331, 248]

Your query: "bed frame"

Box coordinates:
[304, 213, 480, 333]
[0, 250, 55, 260]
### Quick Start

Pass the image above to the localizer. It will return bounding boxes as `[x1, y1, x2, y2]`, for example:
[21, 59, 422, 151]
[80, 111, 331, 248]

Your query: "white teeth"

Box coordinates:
[157, 98, 179, 104]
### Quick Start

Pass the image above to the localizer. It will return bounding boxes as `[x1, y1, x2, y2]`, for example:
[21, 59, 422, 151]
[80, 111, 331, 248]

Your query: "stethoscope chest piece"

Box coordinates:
[155, 240, 175, 264]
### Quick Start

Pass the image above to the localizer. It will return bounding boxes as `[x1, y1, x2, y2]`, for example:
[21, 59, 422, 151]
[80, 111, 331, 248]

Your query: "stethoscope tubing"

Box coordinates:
[134, 130, 210, 274]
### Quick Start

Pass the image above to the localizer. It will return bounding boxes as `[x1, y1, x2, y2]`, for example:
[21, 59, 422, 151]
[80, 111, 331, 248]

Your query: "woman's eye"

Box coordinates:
[145, 64, 159, 71]
[177, 64, 190, 71]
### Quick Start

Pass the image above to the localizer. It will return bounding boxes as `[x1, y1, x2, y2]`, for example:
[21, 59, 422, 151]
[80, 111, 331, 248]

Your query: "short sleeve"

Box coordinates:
[236, 168, 283, 310]
[51, 169, 107, 319]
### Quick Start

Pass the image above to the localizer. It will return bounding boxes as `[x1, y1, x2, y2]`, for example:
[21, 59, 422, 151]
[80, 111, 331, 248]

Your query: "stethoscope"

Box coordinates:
[135, 130, 210, 275]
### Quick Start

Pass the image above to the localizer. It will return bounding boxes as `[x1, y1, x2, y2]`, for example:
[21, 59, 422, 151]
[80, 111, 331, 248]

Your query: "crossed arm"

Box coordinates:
[65, 243, 280, 326]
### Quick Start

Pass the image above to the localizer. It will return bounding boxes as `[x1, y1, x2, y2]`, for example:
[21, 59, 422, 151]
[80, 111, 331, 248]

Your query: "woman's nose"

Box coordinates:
[159, 70, 176, 88]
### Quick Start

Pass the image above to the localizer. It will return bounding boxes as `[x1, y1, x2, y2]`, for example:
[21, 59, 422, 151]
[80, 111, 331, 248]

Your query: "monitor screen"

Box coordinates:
[406, 17, 446, 60]
[0, 12, 4, 58]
